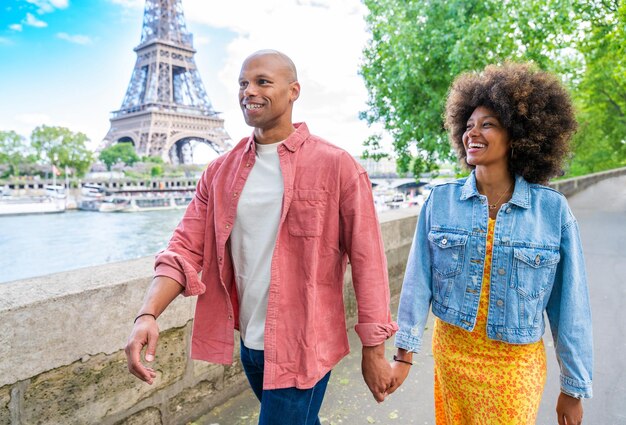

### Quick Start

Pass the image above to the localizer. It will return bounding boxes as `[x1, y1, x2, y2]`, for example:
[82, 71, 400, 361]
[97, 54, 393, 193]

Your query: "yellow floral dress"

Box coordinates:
[432, 218, 547, 424]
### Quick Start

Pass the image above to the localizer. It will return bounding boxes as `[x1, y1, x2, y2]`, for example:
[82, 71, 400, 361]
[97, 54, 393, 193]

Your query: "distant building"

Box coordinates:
[356, 156, 402, 178]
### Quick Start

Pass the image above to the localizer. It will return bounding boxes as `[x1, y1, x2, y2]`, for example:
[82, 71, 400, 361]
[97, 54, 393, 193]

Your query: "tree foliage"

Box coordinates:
[30, 125, 94, 177]
[99, 142, 140, 171]
[361, 0, 625, 176]
[0, 130, 36, 177]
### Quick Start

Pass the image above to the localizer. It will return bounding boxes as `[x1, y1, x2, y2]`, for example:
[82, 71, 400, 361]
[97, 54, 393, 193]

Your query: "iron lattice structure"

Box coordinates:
[103, 0, 230, 164]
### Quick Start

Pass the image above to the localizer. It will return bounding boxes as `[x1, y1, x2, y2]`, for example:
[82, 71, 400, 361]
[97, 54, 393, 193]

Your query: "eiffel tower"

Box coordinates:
[103, 0, 230, 164]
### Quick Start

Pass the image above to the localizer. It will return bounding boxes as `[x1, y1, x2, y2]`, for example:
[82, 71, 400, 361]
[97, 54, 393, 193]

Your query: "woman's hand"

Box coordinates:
[556, 392, 583, 425]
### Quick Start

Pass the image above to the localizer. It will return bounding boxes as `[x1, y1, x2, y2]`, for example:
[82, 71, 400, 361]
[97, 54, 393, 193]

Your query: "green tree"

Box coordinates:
[0, 130, 36, 177]
[360, 0, 583, 174]
[30, 125, 94, 177]
[99, 143, 140, 171]
[569, 0, 626, 173]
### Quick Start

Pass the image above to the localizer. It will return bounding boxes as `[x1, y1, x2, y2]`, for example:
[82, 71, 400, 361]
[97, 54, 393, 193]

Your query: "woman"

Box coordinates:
[388, 63, 593, 425]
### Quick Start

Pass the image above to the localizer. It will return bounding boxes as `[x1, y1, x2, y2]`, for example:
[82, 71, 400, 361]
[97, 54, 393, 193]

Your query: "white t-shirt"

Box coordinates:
[230, 141, 284, 350]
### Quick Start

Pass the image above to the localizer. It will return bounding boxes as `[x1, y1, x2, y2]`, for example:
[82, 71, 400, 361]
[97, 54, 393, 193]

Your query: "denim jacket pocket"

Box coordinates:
[513, 247, 560, 326]
[428, 231, 468, 277]
[287, 190, 327, 237]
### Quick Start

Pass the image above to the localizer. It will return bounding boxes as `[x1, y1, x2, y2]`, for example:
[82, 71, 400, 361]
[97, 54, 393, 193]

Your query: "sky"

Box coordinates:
[0, 0, 387, 162]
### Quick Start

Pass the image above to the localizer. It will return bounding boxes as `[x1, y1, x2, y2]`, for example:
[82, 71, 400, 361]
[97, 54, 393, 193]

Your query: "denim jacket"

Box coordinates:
[395, 171, 593, 398]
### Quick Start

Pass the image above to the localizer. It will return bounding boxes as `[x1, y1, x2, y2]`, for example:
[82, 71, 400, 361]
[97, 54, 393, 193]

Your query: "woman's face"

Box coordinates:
[462, 106, 510, 170]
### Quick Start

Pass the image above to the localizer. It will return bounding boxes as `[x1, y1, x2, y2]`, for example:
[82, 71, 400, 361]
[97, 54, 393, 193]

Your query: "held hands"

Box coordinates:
[557, 392, 583, 425]
[124, 314, 160, 385]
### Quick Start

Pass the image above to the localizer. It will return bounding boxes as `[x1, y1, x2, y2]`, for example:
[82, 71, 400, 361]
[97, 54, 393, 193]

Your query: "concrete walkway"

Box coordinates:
[193, 175, 626, 425]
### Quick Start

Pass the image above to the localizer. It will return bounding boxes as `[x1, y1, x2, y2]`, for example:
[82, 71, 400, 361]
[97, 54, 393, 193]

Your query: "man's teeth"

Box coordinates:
[469, 143, 486, 148]
[245, 104, 262, 109]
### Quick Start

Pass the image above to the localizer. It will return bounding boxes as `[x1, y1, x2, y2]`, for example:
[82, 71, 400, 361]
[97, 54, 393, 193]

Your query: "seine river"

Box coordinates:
[0, 209, 186, 284]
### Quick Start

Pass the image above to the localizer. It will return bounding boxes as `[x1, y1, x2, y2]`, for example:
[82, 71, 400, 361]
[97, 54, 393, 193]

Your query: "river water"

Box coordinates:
[0, 209, 186, 284]
[0, 185, 415, 283]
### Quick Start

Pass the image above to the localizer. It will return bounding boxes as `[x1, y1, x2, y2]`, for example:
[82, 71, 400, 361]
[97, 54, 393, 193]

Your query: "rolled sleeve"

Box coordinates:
[155, 251, 204, 297]
[355, 322, 399, 347]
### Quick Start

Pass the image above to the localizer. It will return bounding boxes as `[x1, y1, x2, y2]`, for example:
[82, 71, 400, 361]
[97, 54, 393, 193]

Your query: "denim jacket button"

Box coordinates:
[411, 326, 419, 336]
[498, 268, 505, 275]
[496, 333, 503, 339]
[441, 238, 448, 245]
[535, 255, 541, 265]
[506, 207, 512, 213]
[496, 299, 504, 307]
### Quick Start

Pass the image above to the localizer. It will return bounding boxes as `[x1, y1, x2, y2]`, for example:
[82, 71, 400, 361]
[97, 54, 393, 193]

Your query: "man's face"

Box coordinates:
[238, 54, 299, 133]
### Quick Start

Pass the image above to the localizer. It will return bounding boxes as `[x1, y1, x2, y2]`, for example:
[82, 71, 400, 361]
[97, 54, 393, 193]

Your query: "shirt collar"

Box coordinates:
[460, 170, 531, 209]
[244, 122, 310, 153]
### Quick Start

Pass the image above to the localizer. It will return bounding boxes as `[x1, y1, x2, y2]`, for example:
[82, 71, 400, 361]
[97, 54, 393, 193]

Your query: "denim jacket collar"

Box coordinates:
[460, 171, 531, 209]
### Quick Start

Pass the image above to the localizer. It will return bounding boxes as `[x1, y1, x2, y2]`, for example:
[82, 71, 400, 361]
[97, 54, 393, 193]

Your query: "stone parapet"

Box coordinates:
[549, 166, 626, 197]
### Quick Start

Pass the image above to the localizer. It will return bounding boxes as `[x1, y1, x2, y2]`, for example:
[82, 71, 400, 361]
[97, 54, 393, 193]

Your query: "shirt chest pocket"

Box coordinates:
[287, 190, 327, 237]
[513, 247, 560, 299]
[428, 231, 468, 277]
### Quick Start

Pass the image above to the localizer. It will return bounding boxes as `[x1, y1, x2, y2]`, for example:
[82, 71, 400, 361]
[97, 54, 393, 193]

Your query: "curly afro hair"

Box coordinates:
[444, 62, 577, 184]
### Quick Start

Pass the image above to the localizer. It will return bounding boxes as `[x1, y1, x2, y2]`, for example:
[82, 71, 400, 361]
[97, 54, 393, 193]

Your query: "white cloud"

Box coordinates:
[182, 0, 374, 155]
[0, 37, 12, 45]
[25, 0, 69, 14]
[108, 0, 143, 9]
[24, 13, 47, 28]
[57, 32, 93, 45]
[9, 24, 23, 31]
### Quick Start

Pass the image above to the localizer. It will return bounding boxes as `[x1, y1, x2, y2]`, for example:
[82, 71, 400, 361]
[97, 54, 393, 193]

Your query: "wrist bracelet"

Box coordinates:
[134, 313, 157, 324]
[393, 354, 414, 366]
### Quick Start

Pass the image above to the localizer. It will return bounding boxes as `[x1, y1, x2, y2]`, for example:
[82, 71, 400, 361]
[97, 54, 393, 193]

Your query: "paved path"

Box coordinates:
[194, 175, 626, 425]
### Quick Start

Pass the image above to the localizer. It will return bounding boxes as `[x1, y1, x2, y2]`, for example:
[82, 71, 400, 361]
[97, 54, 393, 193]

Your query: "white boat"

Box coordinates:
[77, 184, 108, 211]
[79, 190, 194, 213]
[0, 185, 66, 216]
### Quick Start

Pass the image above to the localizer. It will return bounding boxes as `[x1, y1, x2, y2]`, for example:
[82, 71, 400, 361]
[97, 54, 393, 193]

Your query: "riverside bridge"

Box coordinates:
[1, 168, 624, 425]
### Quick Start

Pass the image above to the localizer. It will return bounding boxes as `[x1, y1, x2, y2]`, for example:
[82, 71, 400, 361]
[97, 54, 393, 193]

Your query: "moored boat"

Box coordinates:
[0, 185, 66, 216]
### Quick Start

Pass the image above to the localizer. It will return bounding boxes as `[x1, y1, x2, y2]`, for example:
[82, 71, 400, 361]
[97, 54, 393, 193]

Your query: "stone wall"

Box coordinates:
[0, 208, 419, 425]
[548, 166, 626, 197]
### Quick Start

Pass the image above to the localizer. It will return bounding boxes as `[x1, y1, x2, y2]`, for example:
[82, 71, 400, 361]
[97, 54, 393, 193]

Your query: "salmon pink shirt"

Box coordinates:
[155, 123, 398, 390]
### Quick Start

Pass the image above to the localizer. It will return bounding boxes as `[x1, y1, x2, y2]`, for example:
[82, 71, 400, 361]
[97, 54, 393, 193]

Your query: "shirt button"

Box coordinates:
[441, 238, 448, 245]
[246, 163, 251, 167]
[233, 192, 238, 198]
[218, 256, 223, 263]
[228, 315, 232, 320]
[498, 268, 506, 275]
[225, 224, 230, 229]
[496, 299, 504, 307]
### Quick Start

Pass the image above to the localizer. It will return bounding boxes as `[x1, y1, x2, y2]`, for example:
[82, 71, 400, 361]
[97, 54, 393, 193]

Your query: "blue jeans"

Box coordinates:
[240, 342, 331, 425]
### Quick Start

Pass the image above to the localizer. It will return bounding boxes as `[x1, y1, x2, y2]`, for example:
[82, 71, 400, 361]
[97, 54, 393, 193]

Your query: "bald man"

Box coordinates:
[125, 50, 397, 424]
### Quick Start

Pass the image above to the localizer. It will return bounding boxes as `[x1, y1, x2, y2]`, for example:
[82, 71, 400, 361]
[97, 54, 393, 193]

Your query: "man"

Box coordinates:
[125, 50, 397, 424]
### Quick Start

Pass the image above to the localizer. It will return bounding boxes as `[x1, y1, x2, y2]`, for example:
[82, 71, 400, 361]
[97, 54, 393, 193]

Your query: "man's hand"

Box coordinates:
[362, 343, 392, 402]
[557, 392, 583, 425]
[125, 315, 159, 385]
